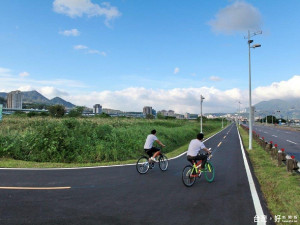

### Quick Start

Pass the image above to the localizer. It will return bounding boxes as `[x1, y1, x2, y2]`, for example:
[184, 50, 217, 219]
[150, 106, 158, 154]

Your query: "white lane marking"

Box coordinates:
[0, 125, 231, 170]
[263, 132, 268, 134]
[286, 140, 297, 145]
[237, 127, 266, 225]
[272, 135, 278, 138]
[0, 186, 71, 190]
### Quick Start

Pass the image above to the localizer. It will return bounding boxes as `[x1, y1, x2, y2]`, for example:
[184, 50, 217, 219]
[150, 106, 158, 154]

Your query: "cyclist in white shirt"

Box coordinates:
[144, 130, 165, 162]
[186, 133, 211, 169]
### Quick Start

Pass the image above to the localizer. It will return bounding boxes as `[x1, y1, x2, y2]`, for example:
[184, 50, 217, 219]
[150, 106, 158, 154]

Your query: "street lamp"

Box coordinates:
[246, 30, 262, 150]
[200, 95, 205, 133]
[222, 117, 224, 128]
[238, 101, 242, 126]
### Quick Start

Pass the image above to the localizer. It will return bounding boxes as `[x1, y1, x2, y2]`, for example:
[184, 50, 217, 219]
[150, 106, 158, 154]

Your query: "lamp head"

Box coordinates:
[252, 44, 261, 48]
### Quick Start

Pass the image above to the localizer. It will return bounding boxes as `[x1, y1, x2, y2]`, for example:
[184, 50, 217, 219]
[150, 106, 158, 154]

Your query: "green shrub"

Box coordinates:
[0, 117, 221, 163]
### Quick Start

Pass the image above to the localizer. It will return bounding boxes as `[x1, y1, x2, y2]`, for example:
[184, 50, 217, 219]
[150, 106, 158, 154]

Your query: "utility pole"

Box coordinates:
[245, 30, 262, 150]
[200, 95, 205, 133]
[238, 101, 241, 126]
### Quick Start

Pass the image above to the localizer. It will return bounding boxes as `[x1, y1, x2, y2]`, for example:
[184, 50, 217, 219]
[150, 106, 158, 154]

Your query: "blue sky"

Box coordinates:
[1, 0, 300, 113]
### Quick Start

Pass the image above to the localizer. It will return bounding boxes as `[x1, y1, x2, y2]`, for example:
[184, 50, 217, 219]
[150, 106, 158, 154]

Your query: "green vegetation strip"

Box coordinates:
[238, 126, 300, 224]
[0, 117, 226, 168]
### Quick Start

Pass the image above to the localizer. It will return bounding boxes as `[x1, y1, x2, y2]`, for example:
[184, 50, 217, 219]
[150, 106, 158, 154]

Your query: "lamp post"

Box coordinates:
[246, 30, 262, 150]
[238, 101, 242, 126]
[222, 117, 224, 128]
[200, 95, 205, 133]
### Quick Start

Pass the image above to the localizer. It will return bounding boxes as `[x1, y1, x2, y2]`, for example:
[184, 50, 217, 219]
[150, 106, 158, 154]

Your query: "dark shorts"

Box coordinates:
[187, 154, 207, 168]
[144, 147, 160, 157]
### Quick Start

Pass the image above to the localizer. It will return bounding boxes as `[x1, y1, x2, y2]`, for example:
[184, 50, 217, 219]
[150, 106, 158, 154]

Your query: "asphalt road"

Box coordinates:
[0, 123, 273, 225]
[249, 123, 300, 161]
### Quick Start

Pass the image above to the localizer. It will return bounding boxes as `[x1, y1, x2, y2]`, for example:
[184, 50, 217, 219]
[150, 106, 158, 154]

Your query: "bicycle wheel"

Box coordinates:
[136, 156, 150, 174]
[182, 165, 196, 187]
[204, 162, 215, 182]
[158, 154, 168, 171]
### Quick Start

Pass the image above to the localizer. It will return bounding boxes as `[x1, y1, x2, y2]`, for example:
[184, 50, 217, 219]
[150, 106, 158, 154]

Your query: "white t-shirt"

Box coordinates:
[186, 139, 206, 157]
[144, 134, 158, 149]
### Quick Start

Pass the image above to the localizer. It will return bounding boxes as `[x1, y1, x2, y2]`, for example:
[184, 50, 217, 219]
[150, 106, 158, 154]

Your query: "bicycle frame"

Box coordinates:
[189, 161, 202, 178]
[189, 154, 213, 177]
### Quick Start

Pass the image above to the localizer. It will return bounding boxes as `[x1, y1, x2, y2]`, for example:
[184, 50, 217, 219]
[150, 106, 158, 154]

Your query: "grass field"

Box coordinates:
[238, 126, 300, 225]
[0, 116, 226, 167]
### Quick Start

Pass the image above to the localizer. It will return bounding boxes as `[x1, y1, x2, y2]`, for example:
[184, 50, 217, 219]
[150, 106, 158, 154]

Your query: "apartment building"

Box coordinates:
[93, 104, 102, 114]
[7, 90, 22, 109]
[143, 106, 153, 115]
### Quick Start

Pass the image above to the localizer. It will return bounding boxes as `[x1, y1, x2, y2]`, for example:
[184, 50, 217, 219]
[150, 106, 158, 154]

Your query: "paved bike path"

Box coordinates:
[0, 123, 273, 225]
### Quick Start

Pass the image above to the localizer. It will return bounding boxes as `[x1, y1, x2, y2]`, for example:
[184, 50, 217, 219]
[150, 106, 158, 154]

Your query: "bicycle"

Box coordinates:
[182, 152, 215, 187]
[136, 149, 168, 174]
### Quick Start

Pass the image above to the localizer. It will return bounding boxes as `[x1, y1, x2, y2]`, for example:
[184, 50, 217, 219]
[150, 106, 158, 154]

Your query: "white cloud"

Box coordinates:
[59, 28, 80, 36]
[18, 85, 34, 91]
[65, 86, 244, 113]
[0, 67, 12, 77]
[174, 67, 180, 74]
[87, 50, 106, 56]
[210, 76, 222, 81]
[208, 1, 262, 34]
[38, 86, 69, 99]
[74, 45, 88, 50]
[253, 75, 300, 102]
[53, 0, 121, 27]
[2, 66, 300, 114]
[19, 72, 30, 77]
[74, 45, 106, 56]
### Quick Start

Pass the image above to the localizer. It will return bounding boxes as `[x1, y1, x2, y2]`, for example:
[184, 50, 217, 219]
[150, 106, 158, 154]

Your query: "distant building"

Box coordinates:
[167, 110, 175, 116]
[184, 113, 198, 119]
[158, 110, 167, 116]
[184, 113, 190, 119]
[143, 106, 153, 115]
[102, 108, 123, 115]
[175, 114, 184, 119]
[152, 109, 156, 117]
[157, 109, 175, 117]
[7, 90, 22, 109]
[93, 104, 102, 114]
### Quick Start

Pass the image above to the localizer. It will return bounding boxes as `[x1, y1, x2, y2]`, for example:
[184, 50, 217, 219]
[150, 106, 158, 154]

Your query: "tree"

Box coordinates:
[68, 106, 84, 117]
[146, 114, 155, 119]
[157, 113, 165, 119]
[0, 97, 6, 105]
[48, 104, 65, 118]
[95, 113, 111, 118]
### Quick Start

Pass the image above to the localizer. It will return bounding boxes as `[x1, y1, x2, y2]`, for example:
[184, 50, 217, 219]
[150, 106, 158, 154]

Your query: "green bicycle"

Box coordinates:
[182, 153, 215, 187]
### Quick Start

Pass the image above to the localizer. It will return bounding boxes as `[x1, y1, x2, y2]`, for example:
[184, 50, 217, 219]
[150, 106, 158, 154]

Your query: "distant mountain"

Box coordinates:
[253, 99, 300, 119]
[0, 90, 76, 108]
[50, 97, 75, 108]
[22, 90, 50, 103]
[0, 92, 7, 98]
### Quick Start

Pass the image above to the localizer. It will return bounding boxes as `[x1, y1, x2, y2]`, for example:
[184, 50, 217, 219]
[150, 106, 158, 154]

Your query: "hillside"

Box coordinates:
[0, 90, 76, 108]
[50, 97, 75, 108]
[254, 98, 300, 119]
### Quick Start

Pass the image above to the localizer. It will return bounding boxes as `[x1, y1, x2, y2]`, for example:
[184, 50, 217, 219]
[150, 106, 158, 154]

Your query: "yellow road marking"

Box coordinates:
[217, 142, 222, 147]
[0, 186, 71, 190]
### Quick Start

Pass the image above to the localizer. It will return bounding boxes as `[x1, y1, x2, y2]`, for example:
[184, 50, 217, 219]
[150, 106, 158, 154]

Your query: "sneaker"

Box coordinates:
[150, 162, 155, 169]
[150, 157, 158, 162]
[198, 172, 202, 177]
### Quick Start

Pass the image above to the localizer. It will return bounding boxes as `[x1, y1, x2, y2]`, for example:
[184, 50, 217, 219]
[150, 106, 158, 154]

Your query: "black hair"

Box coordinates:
[197, 133, 204, 140]
[151, 129, 156, 134]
